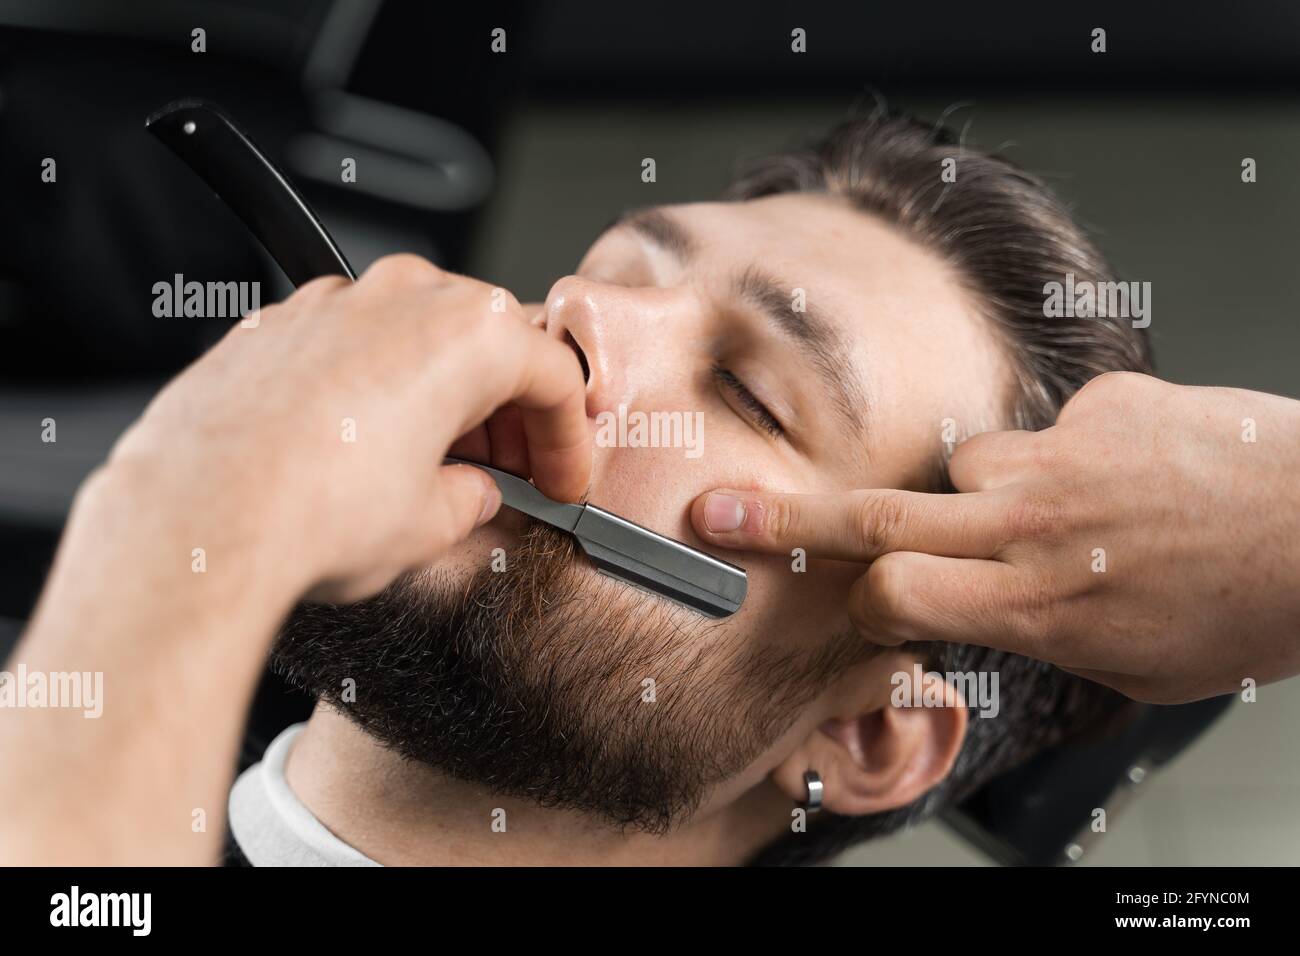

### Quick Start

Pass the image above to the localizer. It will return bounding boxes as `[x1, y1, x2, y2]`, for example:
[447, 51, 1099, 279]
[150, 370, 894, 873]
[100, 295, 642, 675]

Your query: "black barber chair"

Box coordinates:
[943, 694, 1234, 865]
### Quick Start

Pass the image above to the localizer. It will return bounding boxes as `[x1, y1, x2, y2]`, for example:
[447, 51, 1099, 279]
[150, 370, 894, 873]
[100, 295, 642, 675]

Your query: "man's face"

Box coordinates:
[274, 192, 1012, 833]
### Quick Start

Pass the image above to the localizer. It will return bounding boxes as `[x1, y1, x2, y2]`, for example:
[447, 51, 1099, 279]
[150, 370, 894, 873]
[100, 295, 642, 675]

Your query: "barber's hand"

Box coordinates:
[105, 254, 590, 604]
[692, 372, 1300, 703]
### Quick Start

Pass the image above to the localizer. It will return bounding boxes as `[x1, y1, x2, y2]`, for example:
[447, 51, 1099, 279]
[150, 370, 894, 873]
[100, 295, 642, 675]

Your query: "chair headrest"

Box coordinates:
[941, 694, 1234, 865]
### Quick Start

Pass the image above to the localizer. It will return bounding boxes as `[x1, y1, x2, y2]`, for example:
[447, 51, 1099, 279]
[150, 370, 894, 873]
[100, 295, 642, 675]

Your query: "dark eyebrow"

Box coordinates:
[602, 207, 696, 261]
[733, 265, 870, 441]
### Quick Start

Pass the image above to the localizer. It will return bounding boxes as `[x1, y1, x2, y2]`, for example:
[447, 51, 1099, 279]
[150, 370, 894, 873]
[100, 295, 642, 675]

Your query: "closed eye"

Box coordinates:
[712, 365, 785, 438]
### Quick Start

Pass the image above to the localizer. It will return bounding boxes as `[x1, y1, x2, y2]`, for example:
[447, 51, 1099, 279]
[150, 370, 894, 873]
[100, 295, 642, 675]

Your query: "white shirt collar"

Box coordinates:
[228, 722, 381, 867]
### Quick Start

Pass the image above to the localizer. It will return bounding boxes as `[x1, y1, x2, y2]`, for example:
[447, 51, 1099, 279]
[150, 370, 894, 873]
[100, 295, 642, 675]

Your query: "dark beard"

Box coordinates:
[272, 521, 866, 834]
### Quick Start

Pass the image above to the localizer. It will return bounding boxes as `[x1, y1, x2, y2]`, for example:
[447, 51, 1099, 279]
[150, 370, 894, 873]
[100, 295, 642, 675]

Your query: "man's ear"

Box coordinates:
[770, 654, 968, 817]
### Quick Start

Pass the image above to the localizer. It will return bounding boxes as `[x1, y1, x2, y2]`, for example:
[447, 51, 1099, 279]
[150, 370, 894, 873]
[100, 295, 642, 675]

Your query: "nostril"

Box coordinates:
[564, 331, 591, 384]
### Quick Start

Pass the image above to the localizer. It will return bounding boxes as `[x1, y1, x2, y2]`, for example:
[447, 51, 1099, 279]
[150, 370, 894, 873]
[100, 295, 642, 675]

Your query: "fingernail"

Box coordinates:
[703, 493, 746, 533]
[476, 482, 502, 526]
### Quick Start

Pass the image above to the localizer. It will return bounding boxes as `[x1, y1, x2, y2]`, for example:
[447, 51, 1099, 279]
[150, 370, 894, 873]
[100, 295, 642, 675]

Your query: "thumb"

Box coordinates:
[428, 463, 502, 553]
[691, 486, 1005, 562]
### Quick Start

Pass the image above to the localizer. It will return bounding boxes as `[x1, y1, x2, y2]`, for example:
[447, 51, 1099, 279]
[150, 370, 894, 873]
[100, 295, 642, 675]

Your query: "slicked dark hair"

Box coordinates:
[734, 110, 1151, 866]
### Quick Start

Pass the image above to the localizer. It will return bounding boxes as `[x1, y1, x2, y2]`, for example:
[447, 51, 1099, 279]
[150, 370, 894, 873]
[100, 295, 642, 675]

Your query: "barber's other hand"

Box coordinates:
[103, 255, 590, 604]
[691, 372, 1300, 703]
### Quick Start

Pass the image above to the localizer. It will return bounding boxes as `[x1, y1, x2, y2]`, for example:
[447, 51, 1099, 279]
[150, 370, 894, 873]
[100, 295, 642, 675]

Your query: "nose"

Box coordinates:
[542, 276, 615, 417]
[543, 275, 692, 420]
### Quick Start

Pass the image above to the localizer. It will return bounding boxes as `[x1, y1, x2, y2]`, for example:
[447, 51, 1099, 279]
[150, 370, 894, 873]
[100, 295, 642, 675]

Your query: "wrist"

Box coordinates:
[59, 456, 307, 630]
[3, 460, 301, 863]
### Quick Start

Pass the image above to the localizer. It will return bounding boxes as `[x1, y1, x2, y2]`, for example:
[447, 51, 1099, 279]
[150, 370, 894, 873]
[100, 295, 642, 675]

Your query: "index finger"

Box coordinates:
[690, 487, 1008, 562]
[458, 318, 592, 502]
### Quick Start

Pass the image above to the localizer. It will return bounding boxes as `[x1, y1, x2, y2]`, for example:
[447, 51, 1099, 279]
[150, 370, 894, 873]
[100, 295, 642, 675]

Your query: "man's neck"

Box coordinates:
[282, 704, 790, 866]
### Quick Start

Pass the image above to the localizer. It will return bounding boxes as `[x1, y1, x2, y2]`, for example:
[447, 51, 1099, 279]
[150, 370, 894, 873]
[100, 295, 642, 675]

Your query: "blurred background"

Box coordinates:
[0, 0, 1296, 865]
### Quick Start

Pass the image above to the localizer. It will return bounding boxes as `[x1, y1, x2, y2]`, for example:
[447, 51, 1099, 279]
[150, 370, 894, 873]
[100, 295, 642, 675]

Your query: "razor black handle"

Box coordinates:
[145, 99, 356, 285]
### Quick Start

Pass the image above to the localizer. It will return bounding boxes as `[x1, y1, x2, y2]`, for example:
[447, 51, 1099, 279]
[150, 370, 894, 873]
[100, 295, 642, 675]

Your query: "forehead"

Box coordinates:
[664, 192, 971, 318]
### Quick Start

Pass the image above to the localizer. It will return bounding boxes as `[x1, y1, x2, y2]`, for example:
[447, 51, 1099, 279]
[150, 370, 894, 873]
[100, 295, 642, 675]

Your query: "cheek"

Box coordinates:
[590, 428, 780, 543]
[728, 551, 861, 651]
[591, 438, 858, 649]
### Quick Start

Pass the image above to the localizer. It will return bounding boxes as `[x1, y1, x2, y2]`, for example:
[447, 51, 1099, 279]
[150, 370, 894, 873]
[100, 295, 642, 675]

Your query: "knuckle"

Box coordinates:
[1067, 370, 1147, 411]
[865, 556, 910, 625]
[1006, 491, 1063, 540]
[953, 429, 998, 461]
[292, 275, 347, 302]
[363, 253, 442, 287]
[856, 492, 906, 556]
[764, 495, 797, 544]
[1006, 570, 1064, 649]
[1027, 435, 1065, 471]
[1005, 597, 1051, 654]
[949, 434, 981, 471]
[950, 430, 1003, 484]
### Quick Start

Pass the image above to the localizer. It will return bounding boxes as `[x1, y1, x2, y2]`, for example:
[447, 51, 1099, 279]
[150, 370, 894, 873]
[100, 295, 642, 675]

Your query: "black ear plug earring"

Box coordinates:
[801, 770, 824, 814]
